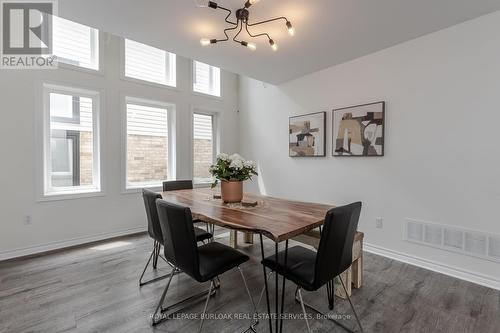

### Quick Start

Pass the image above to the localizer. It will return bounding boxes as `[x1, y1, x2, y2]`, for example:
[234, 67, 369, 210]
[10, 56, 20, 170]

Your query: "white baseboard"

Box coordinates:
[0, 226, 146, 261]
[364, 242, 500, 291]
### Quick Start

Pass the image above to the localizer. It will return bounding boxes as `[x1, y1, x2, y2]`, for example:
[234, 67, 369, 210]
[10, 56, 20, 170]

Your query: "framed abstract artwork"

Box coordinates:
[332, 101, 385, 157]
[289, 112, 326, 157]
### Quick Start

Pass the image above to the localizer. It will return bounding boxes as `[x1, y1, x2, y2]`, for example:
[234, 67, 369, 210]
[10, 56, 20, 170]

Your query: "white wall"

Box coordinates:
[239, 12, 500, 288]
[0, 32, 239, 259]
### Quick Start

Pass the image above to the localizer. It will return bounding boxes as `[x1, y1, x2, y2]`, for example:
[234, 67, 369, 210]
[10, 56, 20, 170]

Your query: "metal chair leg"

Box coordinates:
[297, 288, 312, 333]
[139, 245, 155, 285]
[140, 242, 178, 287]
[213, 275, 221, 289]
[152, 241, 160, 269]
[326, 279, 335, 310]
[339, 276, 364, 333]
[294, 280, 362, 333]
[239, 271, 273, 333]
[255, 271, 273, 309]
[152, 268, 176, 325]
[199, 280, 215, 333]
[238, 267, 257, 314]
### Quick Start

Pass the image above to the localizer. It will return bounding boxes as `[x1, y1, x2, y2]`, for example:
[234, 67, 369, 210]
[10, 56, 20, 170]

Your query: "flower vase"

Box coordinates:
[220, 180, 243, 203]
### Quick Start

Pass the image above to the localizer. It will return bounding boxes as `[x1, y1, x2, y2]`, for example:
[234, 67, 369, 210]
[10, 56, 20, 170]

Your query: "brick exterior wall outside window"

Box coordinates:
[81, 136, 214, 185]
[80, 131, 93, 185]
[193, 138, 213, 180]
[127, 134, 168, 183]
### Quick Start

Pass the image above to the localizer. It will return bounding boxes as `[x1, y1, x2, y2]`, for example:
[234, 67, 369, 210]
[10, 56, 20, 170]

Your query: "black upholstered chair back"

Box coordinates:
[142, 189, 164, 244]
[314, 202, 362, 288]
[156, 199, 201, 281]
[162, 180, 194, 191]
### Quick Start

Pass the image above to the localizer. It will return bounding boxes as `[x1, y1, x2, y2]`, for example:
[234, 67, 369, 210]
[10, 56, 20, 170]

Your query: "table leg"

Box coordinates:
[259, 235, 289, 333]
[244, 232, 254, 244]
[230, 230, 238, 248]
[275, 242, 279, 332]
[259, 233, 273, 333]
[352, 256, 363, 289]
[279, 240, 288, 333]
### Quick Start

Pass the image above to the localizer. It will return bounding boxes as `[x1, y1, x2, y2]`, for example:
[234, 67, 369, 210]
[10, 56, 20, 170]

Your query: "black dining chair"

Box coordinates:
[162, 180, 196, 191]
[152, 199, 256, 331]
[261, 202, 364, 333]
[162, 180, 215, 235]
[139, 189, 213, 286]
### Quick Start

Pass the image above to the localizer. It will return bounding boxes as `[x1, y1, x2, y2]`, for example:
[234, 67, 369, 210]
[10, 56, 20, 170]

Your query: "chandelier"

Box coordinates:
[200, 0, 294, 51]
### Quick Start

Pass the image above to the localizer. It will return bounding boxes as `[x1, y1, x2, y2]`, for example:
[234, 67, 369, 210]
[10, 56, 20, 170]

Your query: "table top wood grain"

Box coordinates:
[160, 188, 334, 242]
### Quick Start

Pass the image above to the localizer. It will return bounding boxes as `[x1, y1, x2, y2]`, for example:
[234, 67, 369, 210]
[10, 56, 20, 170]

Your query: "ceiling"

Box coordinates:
[58, 0, 500, 84]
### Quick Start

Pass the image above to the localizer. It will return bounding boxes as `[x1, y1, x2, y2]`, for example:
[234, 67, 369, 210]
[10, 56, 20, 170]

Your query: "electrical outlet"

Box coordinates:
[24, 215, 32, 225]
[375, 217, 383, 229]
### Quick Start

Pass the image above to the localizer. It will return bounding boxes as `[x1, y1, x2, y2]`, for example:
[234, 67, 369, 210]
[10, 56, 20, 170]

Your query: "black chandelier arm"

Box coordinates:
[217, 5, 237, 25]
[216, 22, 240, 42]
[247, 16, 288, 27]
[245, 23, 272, 41]
[232, 21, 244, 43]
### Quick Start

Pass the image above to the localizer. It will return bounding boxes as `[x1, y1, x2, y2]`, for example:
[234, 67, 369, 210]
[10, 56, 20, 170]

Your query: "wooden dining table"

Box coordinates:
[160, 188, 335, 333]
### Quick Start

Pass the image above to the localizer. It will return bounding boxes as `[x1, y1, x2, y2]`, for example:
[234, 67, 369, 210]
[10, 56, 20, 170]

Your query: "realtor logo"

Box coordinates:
[1, 0, 57, 68]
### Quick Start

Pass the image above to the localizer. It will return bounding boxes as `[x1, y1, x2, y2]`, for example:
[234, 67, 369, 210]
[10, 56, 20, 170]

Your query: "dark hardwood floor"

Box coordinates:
[0, 231, 498, 333]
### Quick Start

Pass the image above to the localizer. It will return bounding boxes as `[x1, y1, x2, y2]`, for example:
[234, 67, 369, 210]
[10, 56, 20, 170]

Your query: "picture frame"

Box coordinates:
[289, 111, 326, 157]
[332, 101, 385, 157]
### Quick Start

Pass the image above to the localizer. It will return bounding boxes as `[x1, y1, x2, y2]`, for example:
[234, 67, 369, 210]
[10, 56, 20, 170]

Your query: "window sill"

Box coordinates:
[38, 189, 105, 202]
[120, 75, 179, 92]
[191, 90, 223, 101]
[122, 184, 163, 194]
[56, 61, 103, 76]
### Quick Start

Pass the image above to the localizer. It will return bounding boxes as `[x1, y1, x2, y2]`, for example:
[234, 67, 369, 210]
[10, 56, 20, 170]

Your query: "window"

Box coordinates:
[52, 16, 99, 70]
[193, 113, 216, 184]
[124, 39, 176, 87]
[43, 85, 101, 196]
[125, 98, 174, 189]
[193, 61, 221, 97]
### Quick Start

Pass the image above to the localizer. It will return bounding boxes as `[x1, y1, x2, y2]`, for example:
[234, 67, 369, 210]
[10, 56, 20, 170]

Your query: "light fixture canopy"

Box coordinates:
[201, 0, 294, 51]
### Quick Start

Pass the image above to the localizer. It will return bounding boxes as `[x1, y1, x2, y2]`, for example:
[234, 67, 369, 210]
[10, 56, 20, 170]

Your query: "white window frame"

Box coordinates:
[122, 96, 176, 193]
[39, 83, 103, 200]
[121, 39, 177, 89]
[192, 60, 222, 99]
[191, 108, 219, 186]
[52, 16, 102, 73]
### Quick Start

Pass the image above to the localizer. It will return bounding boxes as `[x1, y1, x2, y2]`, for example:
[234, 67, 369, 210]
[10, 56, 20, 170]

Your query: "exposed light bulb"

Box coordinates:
[244, 0, 260, 8]
[240, 41, 256, 50]
[200, 38, 217, 46]
[269, 39, 278, 51]
[286, 21, 295, 36]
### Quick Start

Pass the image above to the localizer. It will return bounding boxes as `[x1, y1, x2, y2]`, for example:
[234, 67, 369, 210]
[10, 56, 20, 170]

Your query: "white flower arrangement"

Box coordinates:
[210, 153, 258, 188]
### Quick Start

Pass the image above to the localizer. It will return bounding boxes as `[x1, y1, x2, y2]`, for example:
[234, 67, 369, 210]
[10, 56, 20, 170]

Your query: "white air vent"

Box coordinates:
[424, 224, 442, 246]
[404, 219, 500, 263]
[487, 236, 500, 260]
[406, 221, 423, 242]
[443, 228, 463, 250]
[464, 232, 487, 256]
